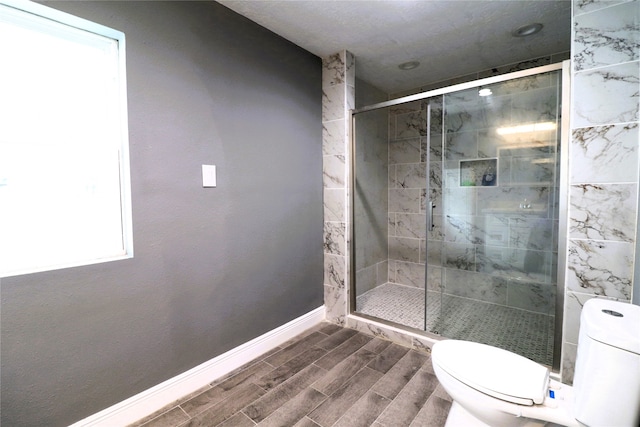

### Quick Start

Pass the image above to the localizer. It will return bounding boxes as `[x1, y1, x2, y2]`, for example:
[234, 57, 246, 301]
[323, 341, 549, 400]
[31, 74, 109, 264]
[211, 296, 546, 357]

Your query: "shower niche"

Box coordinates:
[351, 63, 566, 368]
[459, 159, 498, 187]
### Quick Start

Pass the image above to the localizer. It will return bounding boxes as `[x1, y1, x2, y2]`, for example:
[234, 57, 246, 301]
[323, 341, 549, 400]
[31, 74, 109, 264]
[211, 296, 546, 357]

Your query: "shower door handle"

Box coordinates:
[428, 200, 436, 231]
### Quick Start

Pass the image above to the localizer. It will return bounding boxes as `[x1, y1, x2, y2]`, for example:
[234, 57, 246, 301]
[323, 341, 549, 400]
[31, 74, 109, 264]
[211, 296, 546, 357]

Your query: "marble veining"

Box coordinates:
[569, 183, 637, 242]
[395, 110, 427, 139]
[323, 154, 346, 188]
[394, 163, 426, 189]
[322, 84, 345, 122]
[423, 134, 443, 162]
[322, 120, 346, 156]
[445, 131, 479, 161]
[507, 280, 555, 314]
[567, 239, 633, 300]
[324, 221, 346, 255]
[443, 242, 476, 271]
[389, 236, 420, 263]
[574, 1, 640, 71]
[389, 137, 421, 164]
[324, 188, 345, 222]
[324, 253, 345, 289]
[574, 0, 627, 16]
[478, 58, 553, 80]
[389, 188, 421, 213]
[324, 284, 346, 326]
[394, 213, 427, 239]
[510, 87, 558, 125]
[570, 123, 639, 183]
[564, 291, 597, 343]
[510, 218, 555, 251]
[572, 62, 640, 127]
[393, 260, 425, 288]
[322, 52, 345, 87]
[443, 269, 508, 305]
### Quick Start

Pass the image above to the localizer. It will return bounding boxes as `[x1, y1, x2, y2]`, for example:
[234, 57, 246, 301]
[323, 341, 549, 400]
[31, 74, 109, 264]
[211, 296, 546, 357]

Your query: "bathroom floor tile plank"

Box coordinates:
[331, 390, 392, 427]
[432, 384, 452, 402]
[314, 332, 373, 370]
[316, 322, 343, 336]
[314, 327, 359, 351]
[264, 331, 331, 367]
[138, 406, 190, 427]
[181, 383, 266, 427]
[375, 370, 439, 427]
[129, 325, 451, 427]
[131, 383, 216, 427]
[409, 395, 452, 427]
[181, 361, 274, 416]
[214, 412, 256, 427]
[307, 366, 383, 427]
[370, 349, 430, 400]
[255, 346, 328, 391]
[362, 337, 393, 354]
[256, 387, 327, 427]
[367, 342, 411, 374]
[311, 348, 378, 396]
[243, 364, 327, 423]
[293, 417, 322, 427]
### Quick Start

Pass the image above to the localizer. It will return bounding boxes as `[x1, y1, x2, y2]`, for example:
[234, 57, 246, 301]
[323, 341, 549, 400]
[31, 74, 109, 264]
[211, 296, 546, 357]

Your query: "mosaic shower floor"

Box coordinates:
[356, 282, 554, 366]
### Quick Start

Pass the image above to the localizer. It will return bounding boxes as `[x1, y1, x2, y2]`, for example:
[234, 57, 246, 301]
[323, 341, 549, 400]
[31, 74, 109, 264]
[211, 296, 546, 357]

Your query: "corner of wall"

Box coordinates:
[322, 51, 355, 325]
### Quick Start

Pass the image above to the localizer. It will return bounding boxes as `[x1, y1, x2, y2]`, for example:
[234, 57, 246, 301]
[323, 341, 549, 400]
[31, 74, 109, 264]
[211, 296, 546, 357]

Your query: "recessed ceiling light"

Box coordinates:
[398, 61, 420, 70]
[479, 88, 492, 97]
[512, 23, 543, 37]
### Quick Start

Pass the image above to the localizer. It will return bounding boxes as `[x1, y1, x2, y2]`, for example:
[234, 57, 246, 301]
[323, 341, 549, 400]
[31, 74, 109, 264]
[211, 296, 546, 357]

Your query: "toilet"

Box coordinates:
[431, 298, 640, 427]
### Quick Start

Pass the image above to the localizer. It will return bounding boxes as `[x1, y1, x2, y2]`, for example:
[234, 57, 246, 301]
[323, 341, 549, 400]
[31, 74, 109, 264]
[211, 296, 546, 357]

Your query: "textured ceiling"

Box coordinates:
[217, 0, 571, 94]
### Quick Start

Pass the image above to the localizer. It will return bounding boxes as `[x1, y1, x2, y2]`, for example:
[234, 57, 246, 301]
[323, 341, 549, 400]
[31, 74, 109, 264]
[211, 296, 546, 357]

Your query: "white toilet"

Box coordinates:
[431, 298, 640, 427]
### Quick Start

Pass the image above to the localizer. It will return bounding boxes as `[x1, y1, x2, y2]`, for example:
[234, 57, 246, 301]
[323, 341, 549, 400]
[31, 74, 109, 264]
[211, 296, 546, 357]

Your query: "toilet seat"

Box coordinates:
[432, 340, 549, 406]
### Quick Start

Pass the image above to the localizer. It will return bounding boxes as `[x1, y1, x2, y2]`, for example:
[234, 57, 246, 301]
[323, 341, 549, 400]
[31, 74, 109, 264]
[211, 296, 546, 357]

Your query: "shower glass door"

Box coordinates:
[427, 70, 562, 366]
[352, 64, 564, 367]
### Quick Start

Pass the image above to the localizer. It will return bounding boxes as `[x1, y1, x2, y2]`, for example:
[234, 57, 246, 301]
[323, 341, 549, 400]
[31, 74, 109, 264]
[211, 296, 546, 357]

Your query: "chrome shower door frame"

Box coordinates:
[349, 61, 570, 372]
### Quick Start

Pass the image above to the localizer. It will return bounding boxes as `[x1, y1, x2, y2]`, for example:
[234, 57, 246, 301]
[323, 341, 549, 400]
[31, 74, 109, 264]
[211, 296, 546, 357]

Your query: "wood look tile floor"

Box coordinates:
[130, 323, 452, 427]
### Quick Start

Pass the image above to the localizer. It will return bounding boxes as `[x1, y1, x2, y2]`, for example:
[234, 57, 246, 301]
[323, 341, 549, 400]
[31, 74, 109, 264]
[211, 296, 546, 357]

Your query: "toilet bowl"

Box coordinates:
[431, 299, 640, 427]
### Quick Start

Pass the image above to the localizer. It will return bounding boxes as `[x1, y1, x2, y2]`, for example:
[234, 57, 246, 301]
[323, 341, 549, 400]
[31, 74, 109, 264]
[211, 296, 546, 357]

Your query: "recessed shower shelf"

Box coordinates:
[459, 158, 498, 187]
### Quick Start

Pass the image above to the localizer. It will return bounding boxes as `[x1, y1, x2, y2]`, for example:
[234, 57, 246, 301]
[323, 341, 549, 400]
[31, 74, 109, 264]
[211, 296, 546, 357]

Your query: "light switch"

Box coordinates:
[202, 165, 216, 187]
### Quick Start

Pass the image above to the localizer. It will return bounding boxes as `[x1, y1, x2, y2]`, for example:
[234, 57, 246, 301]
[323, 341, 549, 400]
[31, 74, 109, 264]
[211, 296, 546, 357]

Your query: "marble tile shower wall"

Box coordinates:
[390, 52, 570, 99]
[387, 76, 561, 317]
[323, 52, 434, 352]
[322, 51, 355, 326]
[563, 0, 640, 383]
[324, 0, 639, 382]
[353, 105, 389, 296]
[387, 99, 439, 292]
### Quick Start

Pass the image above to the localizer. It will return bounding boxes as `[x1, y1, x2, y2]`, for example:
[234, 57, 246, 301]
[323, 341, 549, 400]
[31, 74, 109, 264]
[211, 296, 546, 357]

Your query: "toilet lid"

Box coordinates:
[432, 340, 549, 405]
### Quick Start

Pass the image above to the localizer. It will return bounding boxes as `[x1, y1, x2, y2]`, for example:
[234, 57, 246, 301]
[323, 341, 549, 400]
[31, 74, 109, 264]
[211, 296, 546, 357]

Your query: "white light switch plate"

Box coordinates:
[202, 165, 216, 187]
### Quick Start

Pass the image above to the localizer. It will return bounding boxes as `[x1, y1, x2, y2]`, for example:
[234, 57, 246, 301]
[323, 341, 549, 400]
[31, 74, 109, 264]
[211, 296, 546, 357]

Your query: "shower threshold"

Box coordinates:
[355, 282, 554, 366]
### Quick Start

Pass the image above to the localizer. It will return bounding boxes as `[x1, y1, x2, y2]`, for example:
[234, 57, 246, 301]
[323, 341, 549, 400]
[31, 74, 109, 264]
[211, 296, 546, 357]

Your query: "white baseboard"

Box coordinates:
[70, 306, 326, 427]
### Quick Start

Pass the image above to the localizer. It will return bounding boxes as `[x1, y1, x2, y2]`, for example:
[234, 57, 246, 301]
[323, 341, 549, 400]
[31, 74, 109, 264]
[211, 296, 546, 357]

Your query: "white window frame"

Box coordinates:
[0, 0, 133, 277]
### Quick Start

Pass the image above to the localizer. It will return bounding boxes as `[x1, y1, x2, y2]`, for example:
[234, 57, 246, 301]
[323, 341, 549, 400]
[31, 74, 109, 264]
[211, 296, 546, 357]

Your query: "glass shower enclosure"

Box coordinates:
[351, 63, 568, 368]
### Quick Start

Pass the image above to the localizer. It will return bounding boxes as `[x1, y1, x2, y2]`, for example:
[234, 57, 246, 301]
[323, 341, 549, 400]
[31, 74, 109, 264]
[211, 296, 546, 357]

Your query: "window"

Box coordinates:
[0, 0, 132, 277]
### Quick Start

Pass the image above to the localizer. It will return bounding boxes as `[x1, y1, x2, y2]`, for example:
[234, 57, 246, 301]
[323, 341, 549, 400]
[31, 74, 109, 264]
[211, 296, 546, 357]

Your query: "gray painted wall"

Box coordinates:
[0, 2, 323, 426]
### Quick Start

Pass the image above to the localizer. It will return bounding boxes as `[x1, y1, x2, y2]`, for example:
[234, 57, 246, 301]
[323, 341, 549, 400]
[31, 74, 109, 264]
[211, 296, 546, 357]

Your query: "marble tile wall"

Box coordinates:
[325, 1, 639, 383]
[390, 52, 570, 99]
[322, 51, 355, 326]
[386, 76, 561, 320]
[353, 80, 390, 296]
[387, 100, 430, 292]
[563, 0, 640, 384]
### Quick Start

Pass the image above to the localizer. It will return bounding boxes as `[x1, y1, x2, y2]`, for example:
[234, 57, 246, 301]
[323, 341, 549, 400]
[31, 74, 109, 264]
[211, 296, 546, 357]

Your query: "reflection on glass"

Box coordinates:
[353, 70, 562, 366]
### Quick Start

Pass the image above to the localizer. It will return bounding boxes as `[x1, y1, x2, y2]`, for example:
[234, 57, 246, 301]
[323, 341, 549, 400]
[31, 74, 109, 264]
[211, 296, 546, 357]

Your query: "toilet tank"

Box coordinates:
[572, 298, 640, 427]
